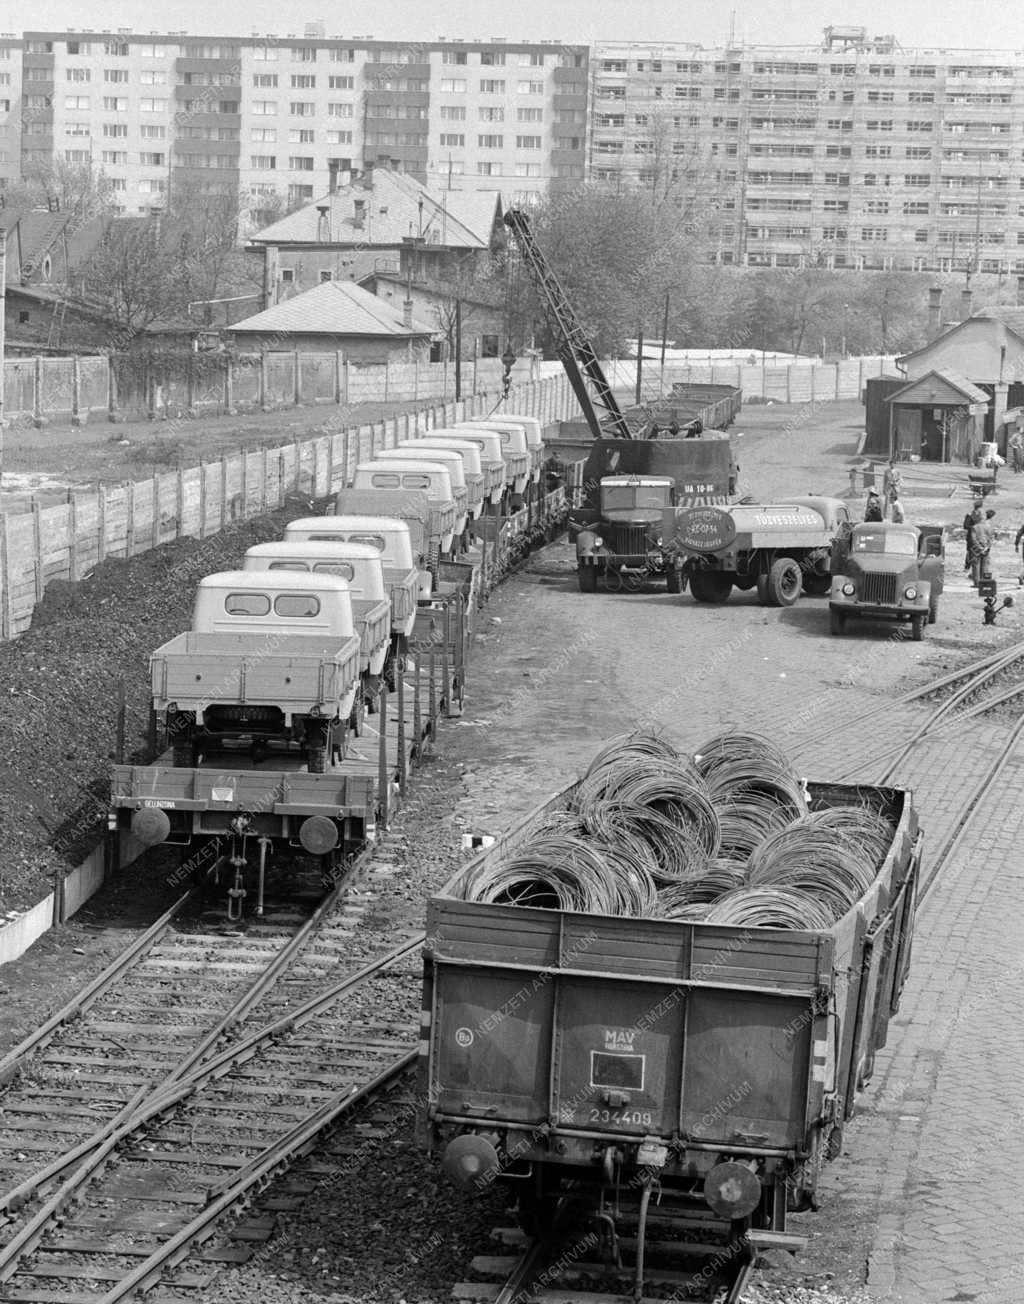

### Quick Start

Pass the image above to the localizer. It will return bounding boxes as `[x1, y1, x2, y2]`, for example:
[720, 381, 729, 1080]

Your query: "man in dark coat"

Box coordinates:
[963, 498, 984, 572]
[864, 489, 883, 522]
[971, 508, 996, 586]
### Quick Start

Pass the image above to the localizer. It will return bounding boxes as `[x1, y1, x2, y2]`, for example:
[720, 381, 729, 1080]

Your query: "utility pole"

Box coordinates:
[454, 298, 462, 402]
[660, 291, 669, 394]
[635, 320, 643, 407]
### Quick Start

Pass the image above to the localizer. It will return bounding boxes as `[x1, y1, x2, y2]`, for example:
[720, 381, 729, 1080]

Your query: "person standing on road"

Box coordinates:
[1009, 427, 1024, 474]
[1015, 519, 1024, 585]
[971, 508, 996, 586]
[963, 498, 984, 572]
[883, 461, 904, 518]
[890, 496, 906, 525]
[864, 489, 884, 522]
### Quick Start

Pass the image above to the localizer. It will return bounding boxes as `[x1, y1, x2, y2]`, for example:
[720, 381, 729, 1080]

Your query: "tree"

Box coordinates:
[75, 218, 187, 345]
[7, 159, 117, 221]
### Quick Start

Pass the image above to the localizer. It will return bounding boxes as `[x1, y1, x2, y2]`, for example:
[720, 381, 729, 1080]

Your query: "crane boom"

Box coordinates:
[503, 207, 633, 440]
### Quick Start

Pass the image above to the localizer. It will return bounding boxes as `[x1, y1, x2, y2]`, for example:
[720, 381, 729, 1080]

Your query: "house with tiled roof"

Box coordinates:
[225, 279, 437, 364]
[247, 164, 504, 303]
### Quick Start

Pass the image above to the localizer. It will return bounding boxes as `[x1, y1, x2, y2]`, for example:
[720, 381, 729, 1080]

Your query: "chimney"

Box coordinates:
[927, 286, 943, 337]
[403, 299, 413, 329]
[316, 205, 330, 242]
[960, 287, 973, 320]
[362, 161, 374, 190]
[352, 198, 366, 229]
[328, 162, 339, 195]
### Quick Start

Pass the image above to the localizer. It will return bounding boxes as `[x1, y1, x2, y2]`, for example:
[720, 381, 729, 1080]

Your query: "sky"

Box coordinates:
[12, 0, 1024, 49]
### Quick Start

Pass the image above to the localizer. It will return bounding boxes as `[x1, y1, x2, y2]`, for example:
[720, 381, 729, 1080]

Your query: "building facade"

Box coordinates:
[2, 29, 587, 219]
[590, 30, 1024, 275]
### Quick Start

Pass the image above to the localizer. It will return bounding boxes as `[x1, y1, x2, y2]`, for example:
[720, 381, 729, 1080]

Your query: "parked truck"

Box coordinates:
[829, 521, 945, 640]
[665, 495, 852, 605]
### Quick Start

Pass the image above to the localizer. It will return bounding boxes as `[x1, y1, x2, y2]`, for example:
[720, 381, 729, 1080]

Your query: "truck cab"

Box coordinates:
[243, 542, 392, 713]
[446, 428, 510, 505]
[575, 475, 676, 593]
[829, 522, 944, 641]
[283, 515, 420, 638]
[457, 421, 532, 500]
[396, 438, 485, 519]
[153, 571, 362, 770]
[350, 460, 457, 554]
[487, 412, 544, 482]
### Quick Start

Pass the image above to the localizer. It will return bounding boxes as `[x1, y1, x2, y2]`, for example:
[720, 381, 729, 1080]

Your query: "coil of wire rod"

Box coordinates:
[582, 729, 682, 779]
[655, 861, 748, 918]
[594, 803, 711, 884]
[746, 811, 888, 920]
[575, 764, 721, 862]
[693, 729, 807, 858]
[704, 887, 839, 930]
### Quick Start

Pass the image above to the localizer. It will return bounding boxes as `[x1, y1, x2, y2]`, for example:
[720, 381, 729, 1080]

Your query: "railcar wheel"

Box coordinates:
[829, 608, 846, 636]
[911, 612, 925, 641]
[690, 571, 733, 604]
[768, 557, 802, 607]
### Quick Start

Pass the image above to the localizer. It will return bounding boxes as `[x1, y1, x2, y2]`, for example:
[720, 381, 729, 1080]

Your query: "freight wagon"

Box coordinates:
[419, 776, 919, 1285]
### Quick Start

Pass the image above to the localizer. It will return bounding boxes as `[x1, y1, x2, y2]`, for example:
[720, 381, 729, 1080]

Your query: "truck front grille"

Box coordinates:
[606, 524, 650, 559]
[860, 573, 898, 605]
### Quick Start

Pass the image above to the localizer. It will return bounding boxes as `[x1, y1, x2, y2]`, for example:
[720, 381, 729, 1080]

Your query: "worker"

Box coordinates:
[882, 460, 904, 517]
[890, 496, 906, 525]
[1015, 518, 1024, 585]
[864, 489, 883, 522]
[971, 508, 997, 587]
[963, 498, 984, 572]
[1009, 427, 1024, 474]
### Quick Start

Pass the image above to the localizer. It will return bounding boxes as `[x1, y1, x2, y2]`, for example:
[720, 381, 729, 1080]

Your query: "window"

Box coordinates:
[289, 155, 314, 170]
[101, 149, 127, 164]
[329, 75, 353, 88]
[634, 114, 648, 125]
[290, 101, 315, 116]
[601, 59, 626, 72]
[594, 139, 623, 154]
[253, 73, 278, 87]
[480, 51, 505, 66]
[104, 69, 129, 83]
[476, 161, 499, 175]
[328, 103, 353, 117]
[597, 113, 624, 127]
[516, 134, 542, 149]
[827, 119, 853, 131]
[515, 162, 541, 177]
[65, 40, 91, 54]
[140, 71, 166, 85]
[865, 144, 892, 157]
[292, 46, 316, 62]
[325, 129, 352, 144]
[138, 178, 167, 194]
[139, 43, 172, 57]
[280, 269, 295, 283]
[139, 151, 165, 166]
[826, 144, 852, 158]
[906, 146, 931, 159]
[104, 123, 128, 138]
[440, 79, 466, 93]
[674, 86, 700, 99]
[518, 81, 544, 94]
[251, 127, 277, 142]
[291, 74, 316, 88]
[823, 198, 849, 212]
[479, 106, 504, 121]
[865, 200, 889, 214]
[226, 593, 271, 616]
[824, 172, 850, 186]
[288, 184, 314, 202]
[906, 121, 933, 132]
[65, 96, 91, 110]
[903, 201, 929, 214]
[253, 101, 278, 115]
[478, 133, 503, 148]
[480, 79, 506, 93]
[908, 91, 935, 103]
[905, 174, 931, 187]
[440, 132, 464, 147]
[909, 65, 936, 77]
[520, 52, 544, 66]
[866, 120, 893, 132]
[251, 155, 276, 169]
[140, 99, 168, 112]
[442, 49, 467, 64]
[329, 48, 355, 62]
[861, 228, 888, 241]
[253, 46, 278, 61]
[105, 40, 129, 56]
[441, 105, 466, 120]
[517, 107, 543, 122]
[867, 90, 894, 103]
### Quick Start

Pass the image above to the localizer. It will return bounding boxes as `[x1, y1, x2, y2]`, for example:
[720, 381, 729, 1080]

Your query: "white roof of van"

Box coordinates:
[247, 541, 383, 562]
[199, 570, 350, 592]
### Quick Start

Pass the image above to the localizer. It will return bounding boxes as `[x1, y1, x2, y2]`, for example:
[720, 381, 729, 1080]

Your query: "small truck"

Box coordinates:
[665, 496, 852, 605]
[243, 541, 393, 724]
[349, 461, 457, 557]
[151, 571, 362, 771]
[828, 522, 945, 640]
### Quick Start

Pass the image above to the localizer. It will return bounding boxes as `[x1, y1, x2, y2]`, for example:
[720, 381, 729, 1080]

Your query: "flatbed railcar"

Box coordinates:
[419, 776, 920, 1278]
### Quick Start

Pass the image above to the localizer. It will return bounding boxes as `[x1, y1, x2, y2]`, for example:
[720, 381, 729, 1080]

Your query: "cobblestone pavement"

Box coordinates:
[444, 407, 1024, 1302]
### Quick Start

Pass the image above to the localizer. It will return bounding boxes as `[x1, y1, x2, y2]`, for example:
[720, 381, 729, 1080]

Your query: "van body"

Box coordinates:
[397, 438, 485, 519]
[457, 422, 531, 496]
[373, 447, 469, 536]
[445, 428, 515, 503]
[284, 515, 421, 631]
[243, 542, 392, 679]
[489, 412, 544, 481]
[350, 460, 457, 553]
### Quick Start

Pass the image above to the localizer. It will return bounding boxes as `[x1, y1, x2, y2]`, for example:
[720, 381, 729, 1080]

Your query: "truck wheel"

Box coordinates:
[928, 595, 939, 625]
[803, 572, 832, 597]
[756, 574, 771, 605]
[578, 561, 598, 593]
[911, 612, 926, 642]
[829, 608, 846, 636]
[768, 557, 802, 607]
[690, 572, 732, 604]
[666, 567, 682, 594]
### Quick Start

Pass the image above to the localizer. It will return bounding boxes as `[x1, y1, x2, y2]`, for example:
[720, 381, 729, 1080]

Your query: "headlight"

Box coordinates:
[655, 535, 663, 547]
[594, 536, 604, 548]
[904, 585, 918, 601]
[841, 582, 855, 596]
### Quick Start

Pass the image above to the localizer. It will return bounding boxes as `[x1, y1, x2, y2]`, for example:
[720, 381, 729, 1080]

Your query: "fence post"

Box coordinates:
[810, 366, 816, 403]
[261, 446, 269, 513]
[175, 465, 185, 537]
[224, 357, 235, 414]
[152, 474, 161, 548]
[384, 360, 390, 403]
[198, 461, 207, 539]
[71, 356, 83, 427]
[68, 492, 79, 581]
[126, 480, 136, 556]
[786, 366, 792, 403]
[220, 455, 230, 528]
[858, 357, 866, 398]
[835, 363, 841, 401]
[0, 514, 11, 640]
[377, 685, 389, 828]
[241, 449, 249, 518]
[97, 484, 108, 563]
[397, 662, 407, 794]
[33, 356, 44, 426]
[293, 351, 301, 408]
[260, 350, 270, 412]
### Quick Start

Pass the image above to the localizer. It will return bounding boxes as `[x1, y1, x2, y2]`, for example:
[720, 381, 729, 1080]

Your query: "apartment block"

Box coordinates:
[6, 29, 588, 219]
[0, 35, 23, 194]
[591, 30, 1024, 275]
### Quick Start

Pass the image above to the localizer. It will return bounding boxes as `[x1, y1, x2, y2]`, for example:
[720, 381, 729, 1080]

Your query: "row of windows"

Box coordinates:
[437, 79, 545, 94]
[438, 133, 545, 148]
[250, 74, 355, 88]
[438, 105, 543, 121]
[441, 50, 545, 66]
